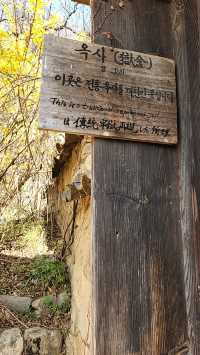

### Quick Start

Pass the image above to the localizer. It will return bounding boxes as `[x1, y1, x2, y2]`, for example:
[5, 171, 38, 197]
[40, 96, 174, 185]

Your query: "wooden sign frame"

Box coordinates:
[72, 0, 90, 4]
[39, 35, 177, 145]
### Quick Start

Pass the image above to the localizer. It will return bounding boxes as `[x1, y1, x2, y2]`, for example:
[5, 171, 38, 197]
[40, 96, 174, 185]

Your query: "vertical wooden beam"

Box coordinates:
[92, 1, 188, 354]
[170, 1, 200, 353]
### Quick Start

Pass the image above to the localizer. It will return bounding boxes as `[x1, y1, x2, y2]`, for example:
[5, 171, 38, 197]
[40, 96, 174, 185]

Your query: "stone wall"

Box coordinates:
[48, 135, 92, 355]
[0, 327, 64, 355]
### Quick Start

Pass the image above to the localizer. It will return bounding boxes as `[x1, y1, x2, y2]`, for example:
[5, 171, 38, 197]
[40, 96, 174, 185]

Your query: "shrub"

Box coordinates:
[29, 256, 69, 290]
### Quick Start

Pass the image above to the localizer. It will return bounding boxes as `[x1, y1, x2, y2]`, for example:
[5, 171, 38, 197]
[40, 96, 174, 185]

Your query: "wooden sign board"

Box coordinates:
[72, 0, 90, 4]
[39, 35, 177, 144]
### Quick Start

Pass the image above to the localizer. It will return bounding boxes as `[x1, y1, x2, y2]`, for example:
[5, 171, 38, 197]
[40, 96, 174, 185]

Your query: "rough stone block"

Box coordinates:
[0, 328, 23, 355]
[24, 327, 63, 355]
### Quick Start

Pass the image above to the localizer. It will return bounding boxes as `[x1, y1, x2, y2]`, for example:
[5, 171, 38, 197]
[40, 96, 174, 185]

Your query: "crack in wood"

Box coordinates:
[168, 341, 189, 355]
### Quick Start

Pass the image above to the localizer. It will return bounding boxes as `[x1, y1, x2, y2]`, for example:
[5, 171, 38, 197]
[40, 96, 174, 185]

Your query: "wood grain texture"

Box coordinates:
[92, 0, 188, 354]
[39, 35, 177, 144]
[170, 0, 200, 353]
[72, 0, 90, 5]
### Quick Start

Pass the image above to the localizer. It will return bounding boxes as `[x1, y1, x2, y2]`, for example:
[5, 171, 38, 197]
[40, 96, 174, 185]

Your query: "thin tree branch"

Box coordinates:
[0, 140, 34, 182]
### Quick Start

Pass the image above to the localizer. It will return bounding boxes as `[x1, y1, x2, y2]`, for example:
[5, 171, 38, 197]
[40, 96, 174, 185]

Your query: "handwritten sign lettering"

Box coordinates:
[39, 35, 177, 144]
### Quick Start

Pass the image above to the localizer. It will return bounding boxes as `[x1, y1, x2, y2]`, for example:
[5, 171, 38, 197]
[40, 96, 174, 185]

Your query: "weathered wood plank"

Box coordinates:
[92, 0, 188, 354]
[170, 0, 200, 353]
[39, 35, 177, 144]
[72, 0, 90, 5]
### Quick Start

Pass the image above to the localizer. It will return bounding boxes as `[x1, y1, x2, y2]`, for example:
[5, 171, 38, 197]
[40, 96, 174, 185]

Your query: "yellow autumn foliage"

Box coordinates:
[0, 0, 90, 213]
[0, 0, 59, 210]
[75, 31, 91, 42]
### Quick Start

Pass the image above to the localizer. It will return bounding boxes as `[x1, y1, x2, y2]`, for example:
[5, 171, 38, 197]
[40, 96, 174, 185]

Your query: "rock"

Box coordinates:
[57, 291, 69, 308]
[24, 327, 63, 355]
[0, 328, 23, 355]
[31, 295, 55, 310]
[31, 301, 43, 319]
[31, 298, 41, 310]
[32, 292, 70, 309]
[34, 309, 43, 319]
[32, 293, 70, 318]
[46, 330, 63, 355]
[0, 295, 32, 314]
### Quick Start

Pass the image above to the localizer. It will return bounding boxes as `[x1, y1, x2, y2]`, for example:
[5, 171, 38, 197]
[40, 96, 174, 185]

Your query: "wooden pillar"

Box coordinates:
[92, 1, 189, 354]
[171, 1, 200, 353]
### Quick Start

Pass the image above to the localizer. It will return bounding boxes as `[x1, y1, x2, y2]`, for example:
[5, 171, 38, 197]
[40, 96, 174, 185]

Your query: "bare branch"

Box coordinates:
[0, 140, 34, 182]
[54, 3, 79, 32]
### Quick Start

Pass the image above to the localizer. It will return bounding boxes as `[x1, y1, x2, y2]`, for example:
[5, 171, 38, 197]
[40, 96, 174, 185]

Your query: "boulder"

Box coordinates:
[31, 295, 56, 310]
[24, 327, 63, 355]
[0, 295, 32, 314]
[32, 295, 55, 318]
[0, 328, 23, 355]
[32, 293, 69, 310]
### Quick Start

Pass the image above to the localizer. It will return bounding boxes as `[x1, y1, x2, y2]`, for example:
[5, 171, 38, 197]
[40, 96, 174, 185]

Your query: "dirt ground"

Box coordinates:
[0, 216, 71, 332]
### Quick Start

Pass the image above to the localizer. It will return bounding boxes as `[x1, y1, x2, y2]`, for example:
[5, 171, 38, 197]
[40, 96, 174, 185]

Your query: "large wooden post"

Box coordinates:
[92, 1, 189, 354]
[171, 1, 200, 353]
